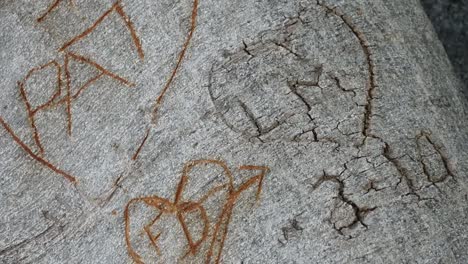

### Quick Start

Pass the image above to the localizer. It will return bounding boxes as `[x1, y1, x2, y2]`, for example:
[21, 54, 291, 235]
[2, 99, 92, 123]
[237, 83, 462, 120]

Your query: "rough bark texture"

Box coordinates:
[0, 0, 467, 263]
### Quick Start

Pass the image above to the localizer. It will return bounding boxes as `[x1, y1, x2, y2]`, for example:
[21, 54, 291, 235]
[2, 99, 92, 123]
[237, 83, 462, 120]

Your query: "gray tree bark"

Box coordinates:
[1, 0, 467, 263]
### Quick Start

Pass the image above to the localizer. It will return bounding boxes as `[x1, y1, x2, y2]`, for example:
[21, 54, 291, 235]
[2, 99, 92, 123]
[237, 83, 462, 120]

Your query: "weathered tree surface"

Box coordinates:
[1, 0, 467, 263]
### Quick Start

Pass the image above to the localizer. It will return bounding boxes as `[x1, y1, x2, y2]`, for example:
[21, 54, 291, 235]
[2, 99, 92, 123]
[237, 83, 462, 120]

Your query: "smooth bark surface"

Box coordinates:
[1, 0, 467, 263]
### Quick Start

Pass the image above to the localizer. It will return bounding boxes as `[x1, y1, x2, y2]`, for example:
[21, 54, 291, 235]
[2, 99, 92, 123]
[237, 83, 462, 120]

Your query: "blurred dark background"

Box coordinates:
[421, 0, 468, 97]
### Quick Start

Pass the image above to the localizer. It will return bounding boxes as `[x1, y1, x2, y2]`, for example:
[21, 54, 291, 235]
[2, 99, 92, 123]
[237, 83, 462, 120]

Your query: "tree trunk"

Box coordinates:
[1, 0, 467, 263]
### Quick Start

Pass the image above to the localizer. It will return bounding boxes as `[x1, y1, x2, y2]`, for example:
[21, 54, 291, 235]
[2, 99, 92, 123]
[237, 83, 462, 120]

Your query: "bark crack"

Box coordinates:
[316, 1, 377, 140]
[311, 170, 377, 237]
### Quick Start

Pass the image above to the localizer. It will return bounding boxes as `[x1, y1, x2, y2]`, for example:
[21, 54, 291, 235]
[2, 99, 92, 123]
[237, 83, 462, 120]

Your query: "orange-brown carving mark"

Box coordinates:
[144, 211, 163, 256]
[115, 2, 145, 60]
[197, 184, 229, 204]
[37, 0, 62, 22]
[132, 0, 199, 160]
[131, 128, 149, 160]
[151, 0, 199, 123]
[206, 165, 268, 263]
[64, 54, 73, 135]
[178, 202, 210, 257]
[66, 52, 135, 87]
[54, 55, 131, 106]
[4, 0, 143, 184]
[59, 1, 118, 52]
[207, 200, 233, 264]
[125, 196, 173, 264]
[61, 52, 135, 135]
[59, 72, 105, 103]
[124, 159, 269, 264]
[37, 0, 77, 22]
[59, 0, 145, 61]
[11, 52, 133, 179]
[145, 228, 162, 256]
[0, 116, 76, 183]
[23, 61, 63, 113]
[18, 61, 62, 154]
[236, 165, 267, 200]
[19, 83, 45, 155]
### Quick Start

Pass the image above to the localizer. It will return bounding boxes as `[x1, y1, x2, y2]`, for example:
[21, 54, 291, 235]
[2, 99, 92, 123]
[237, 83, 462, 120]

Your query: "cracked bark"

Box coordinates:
[1, 0, 467, 263]
[311, 171, 377, 237]
[316, 0, 378, 141]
